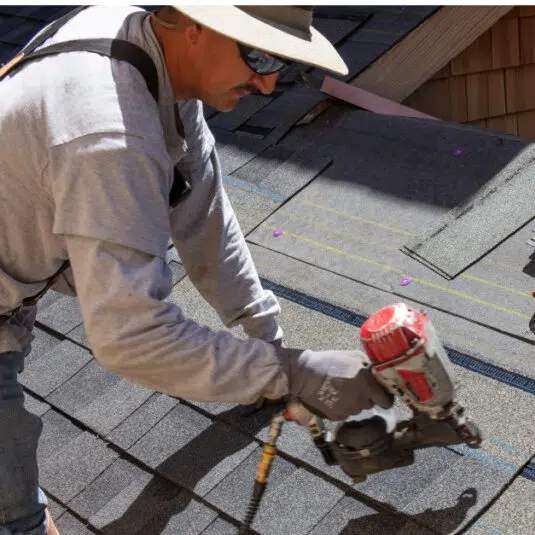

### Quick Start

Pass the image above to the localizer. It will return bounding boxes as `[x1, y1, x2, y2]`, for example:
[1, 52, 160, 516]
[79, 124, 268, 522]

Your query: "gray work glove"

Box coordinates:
[275, 348, 394, 422]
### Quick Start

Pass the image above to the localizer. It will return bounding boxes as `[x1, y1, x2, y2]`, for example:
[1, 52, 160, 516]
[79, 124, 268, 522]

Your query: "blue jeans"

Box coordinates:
[0, 349, 48, 535]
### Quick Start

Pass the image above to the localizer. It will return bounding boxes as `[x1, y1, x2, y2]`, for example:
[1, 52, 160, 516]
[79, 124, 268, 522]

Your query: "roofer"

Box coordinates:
[0, 6, 393, 534]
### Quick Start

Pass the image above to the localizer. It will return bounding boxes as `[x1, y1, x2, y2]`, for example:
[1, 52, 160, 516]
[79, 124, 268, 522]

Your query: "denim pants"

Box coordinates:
[0, 349, 49, 535]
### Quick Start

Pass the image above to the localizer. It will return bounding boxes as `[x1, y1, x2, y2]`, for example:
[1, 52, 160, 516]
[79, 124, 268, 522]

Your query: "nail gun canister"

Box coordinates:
[360, 303, 456, 415]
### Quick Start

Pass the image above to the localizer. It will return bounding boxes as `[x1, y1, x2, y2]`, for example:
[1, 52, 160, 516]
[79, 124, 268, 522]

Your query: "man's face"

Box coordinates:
[185, 25, 280, 111]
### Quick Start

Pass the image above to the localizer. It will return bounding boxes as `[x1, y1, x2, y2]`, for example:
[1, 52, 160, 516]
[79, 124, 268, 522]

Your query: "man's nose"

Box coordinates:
[250, 72, 279, 95]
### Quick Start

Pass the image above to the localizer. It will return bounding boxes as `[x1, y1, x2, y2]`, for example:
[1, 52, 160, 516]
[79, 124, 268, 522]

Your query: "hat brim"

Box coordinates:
[172, 5, 348, 76]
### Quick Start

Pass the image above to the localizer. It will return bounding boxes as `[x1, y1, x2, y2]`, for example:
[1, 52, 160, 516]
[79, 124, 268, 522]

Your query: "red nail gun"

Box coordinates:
[326, 302, 483, 482]
[285, 303, 483, 483]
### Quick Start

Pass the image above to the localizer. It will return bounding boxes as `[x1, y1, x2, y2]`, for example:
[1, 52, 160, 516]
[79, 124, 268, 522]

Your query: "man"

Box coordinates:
[0, 6, 392, 534]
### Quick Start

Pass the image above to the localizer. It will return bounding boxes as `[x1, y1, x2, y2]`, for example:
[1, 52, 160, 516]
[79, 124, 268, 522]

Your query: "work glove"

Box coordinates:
[274, 348, 394, 422]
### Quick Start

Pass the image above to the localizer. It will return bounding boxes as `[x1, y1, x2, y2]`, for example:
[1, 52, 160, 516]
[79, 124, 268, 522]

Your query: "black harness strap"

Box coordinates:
[0, 6, 189, 311]
[8, 38, 159, 102]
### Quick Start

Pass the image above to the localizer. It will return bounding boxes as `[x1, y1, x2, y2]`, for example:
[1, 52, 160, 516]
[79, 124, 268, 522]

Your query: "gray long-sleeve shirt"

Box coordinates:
[0, 6, 288, 404]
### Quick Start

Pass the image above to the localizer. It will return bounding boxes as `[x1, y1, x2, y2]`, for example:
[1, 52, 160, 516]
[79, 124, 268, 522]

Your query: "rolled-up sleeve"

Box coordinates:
[65, 236, 288, 403]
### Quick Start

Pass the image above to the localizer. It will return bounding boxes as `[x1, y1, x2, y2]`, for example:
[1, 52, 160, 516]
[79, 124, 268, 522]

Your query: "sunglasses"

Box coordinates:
[237, 43, 288, 75]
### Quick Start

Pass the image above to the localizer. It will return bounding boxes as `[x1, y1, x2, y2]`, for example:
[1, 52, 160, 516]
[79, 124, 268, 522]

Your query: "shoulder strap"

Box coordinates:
[0, 7, 162, 308]
[10, 39, 159, 102]
[0, 6, 159, 103]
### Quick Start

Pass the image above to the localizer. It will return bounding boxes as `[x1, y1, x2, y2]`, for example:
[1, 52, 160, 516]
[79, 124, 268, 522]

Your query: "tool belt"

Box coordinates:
[1, 5, 191, 318]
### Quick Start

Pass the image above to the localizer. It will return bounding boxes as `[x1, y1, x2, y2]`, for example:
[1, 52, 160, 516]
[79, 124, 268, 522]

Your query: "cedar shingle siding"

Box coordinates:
[404, 6, 535, 138]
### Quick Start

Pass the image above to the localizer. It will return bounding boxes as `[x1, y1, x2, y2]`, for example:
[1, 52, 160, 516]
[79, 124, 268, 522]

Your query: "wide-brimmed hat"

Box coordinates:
[172, 5, 348, 76]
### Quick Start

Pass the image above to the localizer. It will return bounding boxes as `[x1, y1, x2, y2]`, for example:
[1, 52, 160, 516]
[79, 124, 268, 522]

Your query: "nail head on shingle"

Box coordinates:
[272, 228, 283, 237]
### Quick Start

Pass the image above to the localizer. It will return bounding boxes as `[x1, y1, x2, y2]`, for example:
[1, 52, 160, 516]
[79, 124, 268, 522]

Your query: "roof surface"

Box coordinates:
[3, 5, 535, 535]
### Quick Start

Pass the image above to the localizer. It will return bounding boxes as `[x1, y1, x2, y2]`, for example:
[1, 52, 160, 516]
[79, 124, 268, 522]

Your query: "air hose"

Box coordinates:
[238, 411, 285, 534]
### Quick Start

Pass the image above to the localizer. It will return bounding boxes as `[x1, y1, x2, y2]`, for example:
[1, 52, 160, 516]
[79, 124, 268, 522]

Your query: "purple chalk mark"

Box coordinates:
[272, 228, 283, 237]
[400, 276, 412, 286]
[453, 148, 463, 156]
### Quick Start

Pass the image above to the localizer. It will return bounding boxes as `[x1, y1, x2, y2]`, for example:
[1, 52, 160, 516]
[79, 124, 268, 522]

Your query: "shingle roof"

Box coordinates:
[3, 5, 535, 535]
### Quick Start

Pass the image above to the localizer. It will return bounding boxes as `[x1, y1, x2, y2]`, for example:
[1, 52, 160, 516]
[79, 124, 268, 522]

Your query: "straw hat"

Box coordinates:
[173, 5, 348, 76]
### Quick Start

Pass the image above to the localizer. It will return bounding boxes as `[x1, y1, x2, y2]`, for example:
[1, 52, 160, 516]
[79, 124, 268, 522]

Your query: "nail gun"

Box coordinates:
[289, 302, 483, 482]
[240, 303, 482, 532]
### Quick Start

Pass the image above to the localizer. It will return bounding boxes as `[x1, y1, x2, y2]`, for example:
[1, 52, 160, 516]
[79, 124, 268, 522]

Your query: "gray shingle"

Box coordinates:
[46, 358, 122, 416]
[205, 447, 298, 520]
[214, 129, 267, 176]
[308, 495, 404, 535]
[39, 431, 119, 502]
[201, 517, 238, 535]
[36, 295, 83, 335]
[73, 378, 153, 435]
[250, 468, 345, 535]
[169, 260, 187, 285]
[127, 403, 212, 467]
[68, 458, 149, 519]
[232, 144, 296, 186]
[106, 393, 179, 449]
[465, 476, 535, 535]
[158, 419, 257, 496]
[354, 446, 462, 508]
[37, 410, 85, 462]
[128, 404, 257, 496]
[23, 391, 50, 417]
[314, 16, 368, 45]
[28, 326, 63, 360]
[90, 472, 217, 535]
[36, 289, 64, 314]
[402, 455, 510, 534]
[55, 512, 95, 535]
[19, 340, 92, 397]
[66, 323, 90, 348]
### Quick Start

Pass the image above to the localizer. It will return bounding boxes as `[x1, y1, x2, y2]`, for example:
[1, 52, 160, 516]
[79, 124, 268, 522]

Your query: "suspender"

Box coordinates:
[1, 6, 189, 310]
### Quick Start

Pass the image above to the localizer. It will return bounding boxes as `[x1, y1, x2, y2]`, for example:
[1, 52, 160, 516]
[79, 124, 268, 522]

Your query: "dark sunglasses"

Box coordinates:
[237, 43, 288, 75]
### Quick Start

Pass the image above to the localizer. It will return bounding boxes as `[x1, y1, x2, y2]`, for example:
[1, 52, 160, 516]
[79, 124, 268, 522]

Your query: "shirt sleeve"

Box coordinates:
[169, 104, 284, 343]
[64, 235, 289, 403]
[47, 132, 172, 258]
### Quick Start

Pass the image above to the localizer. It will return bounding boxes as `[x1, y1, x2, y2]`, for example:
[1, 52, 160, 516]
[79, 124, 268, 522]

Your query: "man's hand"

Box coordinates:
[273, 348, 393, 421]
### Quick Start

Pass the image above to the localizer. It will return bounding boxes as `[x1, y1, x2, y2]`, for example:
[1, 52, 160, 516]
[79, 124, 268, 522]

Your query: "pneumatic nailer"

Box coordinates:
[240, 303, 482, 532]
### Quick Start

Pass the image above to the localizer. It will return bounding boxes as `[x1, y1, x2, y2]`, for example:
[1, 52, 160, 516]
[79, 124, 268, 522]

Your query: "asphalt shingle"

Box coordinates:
[128, 403, 257, 496]
[106, 393, 179, 449]
[36, 295, 83, 335]
[308, 495, 406, 535]
[66, 323, 90, 348]
[24, 391, 51, 418]
[205, 447, 298, 521]
[89, 471, 218, 535]
[45, 358, 122, 416]
[39, 430, 119, 502]
[201, 517, 238, 534]
[68, 457, 150, 520]
[250, 468, 345, 535]
[402, 455, 509, 534]
[55, 512, 95, 535]
[19, 340, 93, 397]
[29, 325, 63, 358]
[465, 476, 535, 535]
[354, 446, 463, 508]
[73, 377, 153, 435]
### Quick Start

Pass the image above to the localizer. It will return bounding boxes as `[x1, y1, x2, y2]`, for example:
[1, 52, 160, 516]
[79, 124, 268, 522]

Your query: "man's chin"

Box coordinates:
[205, 93, 240, 113]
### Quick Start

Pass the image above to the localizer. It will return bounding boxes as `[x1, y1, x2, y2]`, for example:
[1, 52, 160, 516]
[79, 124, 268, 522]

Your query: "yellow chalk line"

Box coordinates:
[261, 223, 532, 320]
[290, 199, 532, 299]
[296, 198, 416, 236]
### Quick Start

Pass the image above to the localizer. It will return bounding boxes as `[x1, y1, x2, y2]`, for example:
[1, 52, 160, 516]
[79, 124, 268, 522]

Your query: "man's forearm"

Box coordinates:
[66, 236, 288, 403]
